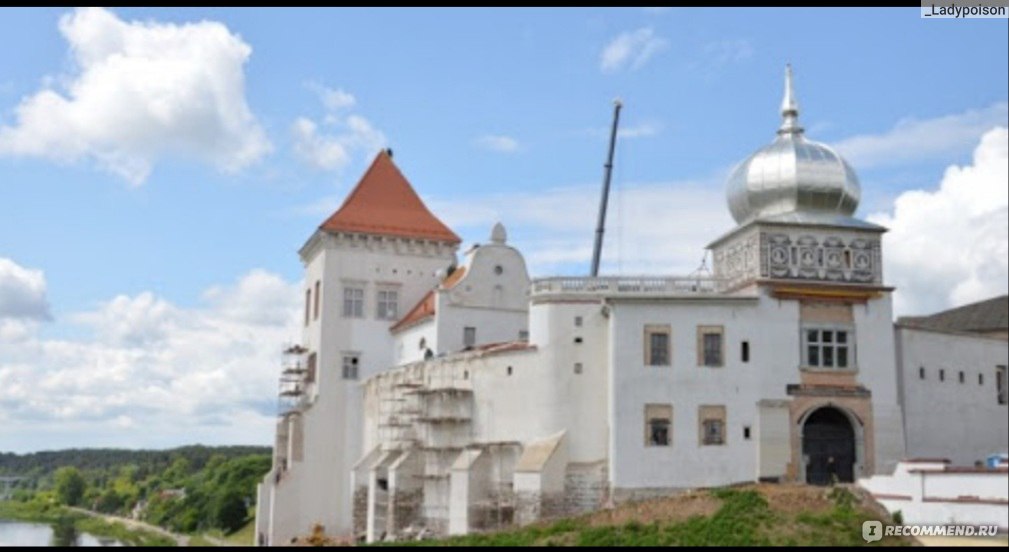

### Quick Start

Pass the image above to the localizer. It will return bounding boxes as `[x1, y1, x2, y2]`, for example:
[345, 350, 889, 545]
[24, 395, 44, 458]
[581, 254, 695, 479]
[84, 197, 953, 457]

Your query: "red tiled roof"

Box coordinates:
[389, 266, 468, 334]
[390, 290, 436, 333]
[320, 150, 461, 244]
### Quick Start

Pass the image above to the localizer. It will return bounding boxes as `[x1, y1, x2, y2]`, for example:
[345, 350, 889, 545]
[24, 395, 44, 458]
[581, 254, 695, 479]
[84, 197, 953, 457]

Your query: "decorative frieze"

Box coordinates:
[713, 225, 883, 287]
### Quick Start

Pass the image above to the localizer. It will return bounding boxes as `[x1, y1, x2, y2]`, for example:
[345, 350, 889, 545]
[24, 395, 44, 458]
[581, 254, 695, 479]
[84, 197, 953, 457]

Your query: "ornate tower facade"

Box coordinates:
[709, 66, 905, 484]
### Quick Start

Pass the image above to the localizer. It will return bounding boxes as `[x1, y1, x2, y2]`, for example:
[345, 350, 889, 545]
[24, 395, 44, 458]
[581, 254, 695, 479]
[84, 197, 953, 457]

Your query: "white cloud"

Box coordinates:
[0, 269, 301, 451]
[475, 134, 520, 153]
[307, 83, 357, 112]
[703, 39, 754, 65]
[834, 102, 1008, 169]
[0, 7, 271, 185]
[292, 117, 351, 171]
[71, 292, 179, 347]
[202, 269, 300, 326]
[0, 258, 50, 322]
[0, 258, 51, 343]
[292, 84, 386, 172]
[868, 126, 1008, 316]
[600, 27, 668, 74]
[619, 121, 662, 139]
[585, 120, 662, 141]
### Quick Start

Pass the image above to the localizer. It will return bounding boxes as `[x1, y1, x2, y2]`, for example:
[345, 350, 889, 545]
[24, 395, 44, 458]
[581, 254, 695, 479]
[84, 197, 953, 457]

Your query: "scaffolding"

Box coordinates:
[277, 344, 309, 417]
[370, 361, 486, 536]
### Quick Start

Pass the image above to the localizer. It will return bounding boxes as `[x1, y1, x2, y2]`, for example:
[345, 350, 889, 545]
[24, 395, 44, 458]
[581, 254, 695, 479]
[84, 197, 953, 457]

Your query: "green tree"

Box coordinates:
[54, 466, 86, 506]
[163, 456, 190, 487]
[211, 489, 248, 533]
[94, 488, 124, 513]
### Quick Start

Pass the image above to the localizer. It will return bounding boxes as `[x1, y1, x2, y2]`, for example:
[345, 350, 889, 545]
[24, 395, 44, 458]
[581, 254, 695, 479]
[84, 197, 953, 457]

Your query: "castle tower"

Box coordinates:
[708, 65, 905, 484]
[256, 149, 460, 544]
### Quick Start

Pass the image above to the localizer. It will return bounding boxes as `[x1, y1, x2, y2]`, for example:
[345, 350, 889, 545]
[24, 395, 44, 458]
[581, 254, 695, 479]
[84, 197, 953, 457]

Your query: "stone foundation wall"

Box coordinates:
[390, 488, 424, 534]
[514, 462, 609, 528]
[468, 490, 515, 532]
[514, 490, 540, 526]
[352, 487, 368, 539]
[562, 462, 608, 515]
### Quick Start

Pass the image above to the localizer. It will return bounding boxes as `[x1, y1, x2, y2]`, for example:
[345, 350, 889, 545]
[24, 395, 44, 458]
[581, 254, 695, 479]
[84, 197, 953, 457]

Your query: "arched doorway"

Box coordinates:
[802, 407, 855, 485]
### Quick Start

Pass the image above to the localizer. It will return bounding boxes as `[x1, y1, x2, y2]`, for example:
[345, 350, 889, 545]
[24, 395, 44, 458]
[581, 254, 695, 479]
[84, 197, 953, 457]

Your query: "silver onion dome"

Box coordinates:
[726, 65, 861, 226]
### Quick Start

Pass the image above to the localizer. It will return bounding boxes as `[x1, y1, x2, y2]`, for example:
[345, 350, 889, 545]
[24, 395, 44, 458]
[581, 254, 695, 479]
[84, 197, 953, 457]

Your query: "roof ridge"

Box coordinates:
[318, 149, 461, 244]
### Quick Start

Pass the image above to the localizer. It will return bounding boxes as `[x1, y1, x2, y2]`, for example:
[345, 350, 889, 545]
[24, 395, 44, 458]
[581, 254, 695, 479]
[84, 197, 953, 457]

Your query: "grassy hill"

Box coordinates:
[379, 484, 912, 547]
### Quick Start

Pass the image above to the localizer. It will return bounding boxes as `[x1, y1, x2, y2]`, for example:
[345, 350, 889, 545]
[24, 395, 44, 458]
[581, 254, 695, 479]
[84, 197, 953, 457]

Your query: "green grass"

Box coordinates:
[381, 486, 911, 547]
[225, 518, 256, 546]
[187, 534, 218, 546]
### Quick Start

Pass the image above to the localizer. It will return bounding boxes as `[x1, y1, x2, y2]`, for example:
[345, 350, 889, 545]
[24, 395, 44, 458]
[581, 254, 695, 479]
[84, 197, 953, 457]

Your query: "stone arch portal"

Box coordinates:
[801, 406, 856, 485]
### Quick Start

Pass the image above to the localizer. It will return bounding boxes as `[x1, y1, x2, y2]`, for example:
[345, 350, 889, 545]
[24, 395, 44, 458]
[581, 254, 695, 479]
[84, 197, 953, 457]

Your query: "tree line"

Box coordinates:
[2, 445, 271, 535]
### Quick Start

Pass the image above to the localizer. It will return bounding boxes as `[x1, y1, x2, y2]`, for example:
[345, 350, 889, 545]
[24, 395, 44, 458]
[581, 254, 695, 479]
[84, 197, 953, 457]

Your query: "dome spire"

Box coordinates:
[778, 63, 804, 136]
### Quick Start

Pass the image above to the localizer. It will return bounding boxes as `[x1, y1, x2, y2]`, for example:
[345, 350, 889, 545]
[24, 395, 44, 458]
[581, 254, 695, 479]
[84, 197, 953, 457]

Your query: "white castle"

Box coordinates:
[255, 67, 1009, 544]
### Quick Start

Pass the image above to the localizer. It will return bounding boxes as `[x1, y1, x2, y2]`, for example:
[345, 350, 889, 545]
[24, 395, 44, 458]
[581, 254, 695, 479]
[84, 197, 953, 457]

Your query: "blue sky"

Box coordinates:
[0, 8, 1006, 452]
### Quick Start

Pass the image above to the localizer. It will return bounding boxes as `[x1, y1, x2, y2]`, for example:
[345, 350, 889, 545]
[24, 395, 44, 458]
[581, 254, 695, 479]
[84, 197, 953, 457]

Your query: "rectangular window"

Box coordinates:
[574, 362, 583, 375]
[979, 373, 984, 386]
[998, 366, 1007, 405]
[463, 326, 476, 348]
[341, 355, 359, 380]
[919, 366, 925, 380]
[305, 352, 317, 383]
[313, 281, 321, 320]
[644, 404, 672, 447]
[939, 369, 945, 382]
[699, 405, 726, 446]
[574, 316, 583, 327]
[697, 326, 724, 367]
[376, 289, 398, 320]
[304, 289, 311, 326]
[959, 371, 965, 384]
[650, 333, 669, 365]
[743, 426, 751, 440]
[342, 287, 364, 318]
[644, 325, 671, 366]
[741, 341, 750, 363]
[802, 327, 853, 369]
[518, 330, 529, 341]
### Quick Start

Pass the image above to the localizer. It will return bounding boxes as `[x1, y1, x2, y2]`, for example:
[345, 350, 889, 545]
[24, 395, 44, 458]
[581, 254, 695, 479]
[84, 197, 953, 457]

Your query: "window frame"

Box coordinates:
[998, 365, 1007, 405]
[644, 403, 672, 447]
[341, 354, 360, 380]
[313, 280, 321, 321]
[375, 288, 399, 320]
[698, 405, 727, 446]
[463, 326, 477, 348]
[697, 325, 724, 368]
[342, 286, 365, 318]
[644, 325, 671, 367]
[800, 324, 855, 371]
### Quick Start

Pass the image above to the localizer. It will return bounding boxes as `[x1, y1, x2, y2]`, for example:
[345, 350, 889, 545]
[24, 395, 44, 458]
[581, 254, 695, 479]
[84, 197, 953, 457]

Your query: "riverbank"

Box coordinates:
[0, 500, 177, 546]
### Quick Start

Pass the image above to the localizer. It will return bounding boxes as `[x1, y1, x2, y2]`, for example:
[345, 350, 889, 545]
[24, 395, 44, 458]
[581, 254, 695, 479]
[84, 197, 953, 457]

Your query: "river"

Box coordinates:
[0, 519, 124, 546]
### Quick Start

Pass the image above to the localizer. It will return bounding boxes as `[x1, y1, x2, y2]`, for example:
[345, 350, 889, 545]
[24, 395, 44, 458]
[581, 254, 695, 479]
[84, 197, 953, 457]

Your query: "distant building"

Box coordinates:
[895, 296, 1008, 466]
[255, 67, 1009, 545]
